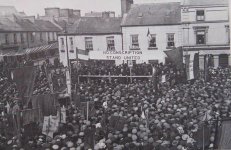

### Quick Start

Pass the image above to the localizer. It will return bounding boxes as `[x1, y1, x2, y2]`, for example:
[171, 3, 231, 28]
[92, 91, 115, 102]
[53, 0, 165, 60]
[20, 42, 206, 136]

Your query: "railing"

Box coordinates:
[72, 73, 157, 85]
[78, 75, 152, 78]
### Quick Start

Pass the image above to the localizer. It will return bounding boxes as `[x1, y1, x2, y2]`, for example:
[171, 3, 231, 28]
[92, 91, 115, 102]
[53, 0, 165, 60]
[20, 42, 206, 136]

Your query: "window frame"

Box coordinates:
[148, 34, 157, 49]
[30, 32, 35, 43]
[167, 33, 175, 48]
[5, 34, 8, 45]
[48, 32, 50, 42]
[130, 34, 140, 50]
[225, 25, 230, 44]
[85, 37, 93, 51]
[196, 10, 205, 21]
[60, 38, 65, 46]
[106, 36, 115, 51]
[13, 33, 17, 44]
[40, 32, 43, 42]
[21, 33, 24, 44]
[69, 37, 74, 46]
[196, 30, 206, 45]
[53, 32, 56, 41]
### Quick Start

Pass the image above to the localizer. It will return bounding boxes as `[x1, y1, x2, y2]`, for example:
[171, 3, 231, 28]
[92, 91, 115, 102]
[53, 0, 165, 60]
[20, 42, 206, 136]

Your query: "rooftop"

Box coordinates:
[183, 0, 229, 6]
[66, 17, 122, 35]
[0, 16, 61, 32]
[121, 2, 181, 26]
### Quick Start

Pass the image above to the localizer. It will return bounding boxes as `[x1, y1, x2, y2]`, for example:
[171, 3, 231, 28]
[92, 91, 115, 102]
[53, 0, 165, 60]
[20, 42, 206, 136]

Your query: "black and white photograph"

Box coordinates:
[0, 0, 230, 149]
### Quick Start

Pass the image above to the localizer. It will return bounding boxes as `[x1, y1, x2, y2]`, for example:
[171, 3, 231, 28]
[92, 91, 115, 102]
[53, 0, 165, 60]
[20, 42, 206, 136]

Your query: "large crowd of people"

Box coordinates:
[0, 58, 230, 150]
[77, 60, 183, 77]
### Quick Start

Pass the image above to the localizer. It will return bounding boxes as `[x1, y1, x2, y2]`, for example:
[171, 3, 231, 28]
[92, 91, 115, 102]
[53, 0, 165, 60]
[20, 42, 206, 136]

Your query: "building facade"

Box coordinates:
[0, 6, 62, 64]
[121, 2, 182, 63]
[0, 17, 60, 50]
[181, 0, 230, 69]
[58, 17, 122, 66]
[58, 0, 230, 68]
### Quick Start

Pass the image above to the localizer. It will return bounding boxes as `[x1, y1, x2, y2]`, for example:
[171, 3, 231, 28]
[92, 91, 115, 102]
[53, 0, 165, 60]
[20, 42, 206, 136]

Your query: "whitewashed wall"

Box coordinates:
[182, 22, 229, 46]
[182, 6, 229, 22]
[122, 25, 182, 63]
[58, 34, 122, 66]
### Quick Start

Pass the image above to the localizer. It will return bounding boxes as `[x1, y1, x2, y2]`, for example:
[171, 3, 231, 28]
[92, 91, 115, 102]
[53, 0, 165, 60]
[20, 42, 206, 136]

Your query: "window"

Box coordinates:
[30, 32, 34, 42]
[196, 31, 206, 45]
[60, 38, 64, 45]
[106, 36, 115, 50]
[5, 34, 8, 44]
[21, 33, 24, 44]
[40, 33, 43, 42]
[225, 25, 230, 44]
[148, 34, 157, 48]
[69, 37, 74, 45]
[167, 33, 175, 47]
[85, 37, 93, 51]
[130, 35, 139, 49]
[48, 32, 50, 42]
[196, 10, 205, 21]
[60, 38, 65, 53]
[53, 32, 55, 41]
[14, 33, 17, 44]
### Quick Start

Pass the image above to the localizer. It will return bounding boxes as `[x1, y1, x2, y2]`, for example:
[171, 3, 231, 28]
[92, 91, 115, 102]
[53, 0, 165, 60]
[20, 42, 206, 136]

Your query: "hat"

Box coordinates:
[7, 140, 12, 145]
[61, 134, 67, 139]
[52, 145, 59, 150]
[182, 134, 189, 141]
[172, 140, 179, 146]
[66, 141, 74, 148]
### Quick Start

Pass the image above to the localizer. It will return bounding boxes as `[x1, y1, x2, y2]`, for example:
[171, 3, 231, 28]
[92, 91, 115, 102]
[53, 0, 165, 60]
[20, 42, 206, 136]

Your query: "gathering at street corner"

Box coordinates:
[0, 0, 231, 150]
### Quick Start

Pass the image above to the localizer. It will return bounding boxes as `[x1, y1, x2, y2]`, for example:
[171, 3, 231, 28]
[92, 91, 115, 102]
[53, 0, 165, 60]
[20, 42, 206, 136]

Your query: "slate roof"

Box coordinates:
[0, 17, 61, 32]
[35, 20, 61, 32]
[183, 0, 228, 6]
[65, 17, 122, 35]
[121, 2, 181, 26]
[16, 19, 40, 31]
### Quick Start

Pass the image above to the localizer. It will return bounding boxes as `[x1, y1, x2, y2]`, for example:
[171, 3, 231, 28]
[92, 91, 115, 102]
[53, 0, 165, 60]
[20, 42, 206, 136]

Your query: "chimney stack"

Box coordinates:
[121, 0, 133, 17]
[45, 8, 60, 17]
[73, 10, 81, 17]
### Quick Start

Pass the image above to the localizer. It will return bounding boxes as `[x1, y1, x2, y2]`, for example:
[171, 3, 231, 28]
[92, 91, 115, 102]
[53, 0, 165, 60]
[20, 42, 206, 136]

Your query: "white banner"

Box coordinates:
[42, 116, 59, 138]
[189, 54, 194, 80]
[89, 50, 166, 61]
[161, 75, 166, 83]
[60, 106, 66, 123]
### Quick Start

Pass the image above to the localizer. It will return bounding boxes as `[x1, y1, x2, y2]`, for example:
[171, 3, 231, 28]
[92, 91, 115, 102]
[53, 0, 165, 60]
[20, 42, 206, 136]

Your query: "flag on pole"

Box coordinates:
[141, 106, 146, 119]
[11, 66, 37, 105]
[147, 28, 152, 41]
[202, 111, 212, 122]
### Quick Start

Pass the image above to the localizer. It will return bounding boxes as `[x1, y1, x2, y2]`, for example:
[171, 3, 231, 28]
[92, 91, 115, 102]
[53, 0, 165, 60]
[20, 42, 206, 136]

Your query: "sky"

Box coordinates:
[0, 0, 180, 17]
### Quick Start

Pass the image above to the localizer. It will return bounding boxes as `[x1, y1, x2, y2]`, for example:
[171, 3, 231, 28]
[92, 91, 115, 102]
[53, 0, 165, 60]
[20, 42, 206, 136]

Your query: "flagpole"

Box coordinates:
[87, 101, 89, 121]
[129, 67, 132, 83]
[65, 22, 72, 102]
[109, 72, 111, 84]
[203, 123, 205, 150]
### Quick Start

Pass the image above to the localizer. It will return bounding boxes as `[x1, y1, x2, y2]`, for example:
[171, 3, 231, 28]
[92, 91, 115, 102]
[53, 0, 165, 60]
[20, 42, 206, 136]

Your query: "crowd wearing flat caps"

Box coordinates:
[0, 59, 230, 150]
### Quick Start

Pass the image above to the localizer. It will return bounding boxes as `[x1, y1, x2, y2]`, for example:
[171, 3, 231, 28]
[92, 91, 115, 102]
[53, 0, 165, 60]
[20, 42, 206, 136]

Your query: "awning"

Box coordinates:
[0, 42, 58, 57]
